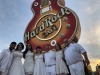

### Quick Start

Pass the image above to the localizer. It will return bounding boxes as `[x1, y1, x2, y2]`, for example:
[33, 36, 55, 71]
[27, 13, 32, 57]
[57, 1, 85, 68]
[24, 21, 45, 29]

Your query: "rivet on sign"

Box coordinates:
[65, 24, 71, 29]
[52, 41, 55, 45]
[51, 40, 56, 46]
[60, 33, 65, 38]
[34, 2, 38, 6]
[63, 17, 68, 21]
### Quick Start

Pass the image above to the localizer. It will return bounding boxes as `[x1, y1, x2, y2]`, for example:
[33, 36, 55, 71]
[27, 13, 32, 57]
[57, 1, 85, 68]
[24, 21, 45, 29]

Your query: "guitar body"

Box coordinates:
[24, 0, 81, 52]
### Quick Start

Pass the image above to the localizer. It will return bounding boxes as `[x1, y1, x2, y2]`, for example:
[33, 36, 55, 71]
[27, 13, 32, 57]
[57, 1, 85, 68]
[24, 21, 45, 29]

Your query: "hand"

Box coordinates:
[85, 59, 90, 66]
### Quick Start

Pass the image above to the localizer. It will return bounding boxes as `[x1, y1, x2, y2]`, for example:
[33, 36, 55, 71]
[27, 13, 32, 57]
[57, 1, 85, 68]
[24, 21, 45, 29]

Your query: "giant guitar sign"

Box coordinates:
[24, 0, 81, 52]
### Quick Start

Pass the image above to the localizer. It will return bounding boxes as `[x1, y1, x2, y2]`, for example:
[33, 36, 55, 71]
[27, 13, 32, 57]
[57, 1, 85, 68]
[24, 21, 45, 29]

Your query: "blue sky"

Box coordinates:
[0, 0, 100, 71]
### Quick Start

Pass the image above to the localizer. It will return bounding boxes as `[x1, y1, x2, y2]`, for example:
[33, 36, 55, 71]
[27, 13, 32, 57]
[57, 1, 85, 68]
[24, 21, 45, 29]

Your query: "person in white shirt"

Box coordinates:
[0, 42, 17, 75]
[64, 39, 90, 75]
[44, 44, 56, 75]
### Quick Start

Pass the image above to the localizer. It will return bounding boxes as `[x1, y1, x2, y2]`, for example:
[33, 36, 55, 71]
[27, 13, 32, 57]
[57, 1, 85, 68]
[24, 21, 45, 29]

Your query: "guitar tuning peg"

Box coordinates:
[63, 17, 68, 21]
[51, 40, 56, 46]
[34, 2, 38, 6]
[65, 24, 71, 29]
[60, 33, 65, 38]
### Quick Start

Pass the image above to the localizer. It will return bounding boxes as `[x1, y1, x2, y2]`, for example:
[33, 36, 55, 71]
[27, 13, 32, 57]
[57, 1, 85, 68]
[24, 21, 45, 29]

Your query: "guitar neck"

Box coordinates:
[41, 0, 49, 8]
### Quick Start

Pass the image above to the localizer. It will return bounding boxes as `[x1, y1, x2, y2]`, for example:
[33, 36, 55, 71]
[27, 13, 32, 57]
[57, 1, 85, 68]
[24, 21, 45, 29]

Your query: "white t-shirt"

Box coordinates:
[64, 43, 86, 65]
[44, 50, 56, 66]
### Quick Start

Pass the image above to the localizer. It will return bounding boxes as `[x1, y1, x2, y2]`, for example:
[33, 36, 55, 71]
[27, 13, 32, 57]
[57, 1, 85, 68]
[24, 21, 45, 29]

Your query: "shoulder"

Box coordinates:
[74, 43, 82, 47]
[74, 43, 80, 45]
[2, 49, 11, 55]
[42, 54, 44, 56]
[1, 49, 6, 52]
[4, 49, 9, 51]
[2, 49, 9, 53]
[0, 49, 6, 54]
[64, 47, 67, 50]
[50, 51, 56, 56]
[35, 54, 37, 56]
[12, 50, 15, 52]
[64, 47, 67, 53]
[32, 51, 34, 53]
[50, 50, 55, 53]
[70, 43, 79, 47]
[12, 51, 18, 54]
[62, 47, 65, 50]
[50, 50, 56, 54]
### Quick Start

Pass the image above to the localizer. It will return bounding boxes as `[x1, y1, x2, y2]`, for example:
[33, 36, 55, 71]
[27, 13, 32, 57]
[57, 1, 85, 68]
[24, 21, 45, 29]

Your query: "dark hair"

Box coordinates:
[23, 43, 33, 58]
[55, 43, 62, 51]
[10, 42, 17, 45]
[16, 42, 24, 51]
[36, 46, 42, 54]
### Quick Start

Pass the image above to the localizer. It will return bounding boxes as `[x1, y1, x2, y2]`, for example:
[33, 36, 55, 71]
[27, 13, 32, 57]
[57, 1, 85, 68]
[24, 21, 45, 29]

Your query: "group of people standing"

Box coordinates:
[0, 39, 90, 75]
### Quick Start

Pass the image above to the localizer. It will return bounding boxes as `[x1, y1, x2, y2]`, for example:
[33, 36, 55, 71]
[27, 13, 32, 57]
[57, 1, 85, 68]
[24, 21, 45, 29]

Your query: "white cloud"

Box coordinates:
[84, 2, 100, 14]
[85, 7, 93, 13]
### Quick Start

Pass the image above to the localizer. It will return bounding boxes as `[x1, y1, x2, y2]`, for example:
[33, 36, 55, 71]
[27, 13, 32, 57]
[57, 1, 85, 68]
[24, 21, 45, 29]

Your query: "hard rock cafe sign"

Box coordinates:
[24, 0, 81, 52]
